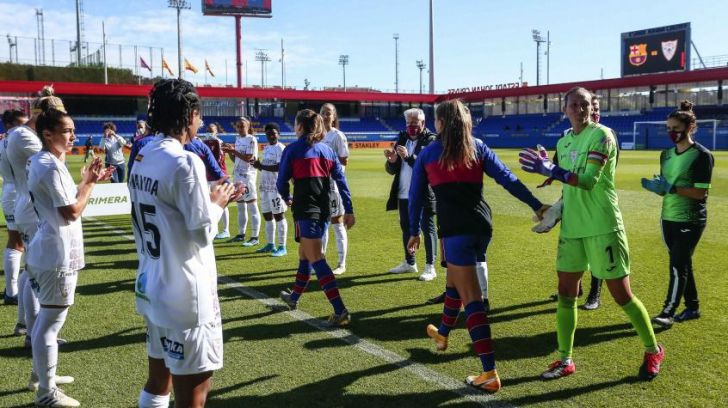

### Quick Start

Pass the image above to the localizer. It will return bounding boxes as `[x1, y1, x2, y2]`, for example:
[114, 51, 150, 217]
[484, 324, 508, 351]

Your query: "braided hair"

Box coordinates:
[147, 79, 200, 136]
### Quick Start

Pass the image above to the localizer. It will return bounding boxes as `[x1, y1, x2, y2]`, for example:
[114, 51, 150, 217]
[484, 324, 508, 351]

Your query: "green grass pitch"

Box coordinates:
[0, 148, 726, 407]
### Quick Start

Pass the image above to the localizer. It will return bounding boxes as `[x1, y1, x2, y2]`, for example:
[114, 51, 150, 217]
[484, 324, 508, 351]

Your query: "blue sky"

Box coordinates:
[2, 0, 727, 93]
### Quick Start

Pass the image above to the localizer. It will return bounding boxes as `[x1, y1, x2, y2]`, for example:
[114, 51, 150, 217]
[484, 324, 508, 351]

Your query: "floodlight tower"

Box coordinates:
[339, 55, 349, 91]
[169, 0, 191, 79]
[416, 60, 426, 93]
[255, 50, 270, 86]
[532, 29, 547, 86]
[393, 33, 400, 93]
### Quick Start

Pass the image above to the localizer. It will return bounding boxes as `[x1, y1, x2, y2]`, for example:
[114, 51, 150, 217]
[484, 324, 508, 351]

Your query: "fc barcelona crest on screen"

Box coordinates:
[661, 40, 678, 61]
[629, 44, 648, 66]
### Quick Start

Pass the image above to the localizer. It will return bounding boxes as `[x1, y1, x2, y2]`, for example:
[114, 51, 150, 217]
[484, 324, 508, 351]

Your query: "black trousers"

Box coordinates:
[398, 199, 436, 265]
[661, 219, 705, 315]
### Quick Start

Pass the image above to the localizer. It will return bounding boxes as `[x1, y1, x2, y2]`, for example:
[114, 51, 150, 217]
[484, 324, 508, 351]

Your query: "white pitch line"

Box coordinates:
[84, 217, 515, 408]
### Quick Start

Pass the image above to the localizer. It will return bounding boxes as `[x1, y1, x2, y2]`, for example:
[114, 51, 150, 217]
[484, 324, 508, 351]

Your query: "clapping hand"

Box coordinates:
[641, 175, 673, 196]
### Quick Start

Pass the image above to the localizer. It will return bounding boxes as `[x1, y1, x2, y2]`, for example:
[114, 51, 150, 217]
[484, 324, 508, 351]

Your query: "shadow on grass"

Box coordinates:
[503, 375, 640, 406]
[206, 363, 488, 408]
[75, 278, 135, 297]
[0, 327, 143, 359]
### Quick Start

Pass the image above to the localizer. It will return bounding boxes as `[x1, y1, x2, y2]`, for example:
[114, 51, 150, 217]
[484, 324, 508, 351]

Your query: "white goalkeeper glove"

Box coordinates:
[532, 198, 562, 233]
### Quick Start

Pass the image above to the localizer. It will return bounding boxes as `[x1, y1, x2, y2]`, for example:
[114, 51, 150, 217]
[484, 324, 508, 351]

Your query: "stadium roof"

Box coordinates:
[1, 66, 727, 103]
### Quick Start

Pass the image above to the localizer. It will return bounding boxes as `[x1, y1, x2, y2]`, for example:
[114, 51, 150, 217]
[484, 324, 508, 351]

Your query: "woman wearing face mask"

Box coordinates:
[643, 101, 714, 328]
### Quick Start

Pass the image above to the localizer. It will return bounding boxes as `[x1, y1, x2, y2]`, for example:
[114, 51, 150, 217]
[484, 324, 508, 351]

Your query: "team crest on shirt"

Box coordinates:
[135, 154, 144, 162]
[629, 44, 647, 66]
[570, 150, 578, 162]
[661, 40, 678, 61]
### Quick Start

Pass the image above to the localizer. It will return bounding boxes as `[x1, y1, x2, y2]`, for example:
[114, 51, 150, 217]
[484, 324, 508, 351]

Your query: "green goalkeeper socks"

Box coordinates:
[556, 296, 578, 361]
[621, 297, 659, 353]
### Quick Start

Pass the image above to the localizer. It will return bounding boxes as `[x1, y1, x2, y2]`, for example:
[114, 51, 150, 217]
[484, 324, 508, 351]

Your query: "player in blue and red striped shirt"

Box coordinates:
[276, 109, 355, 326]
[408, 99, 547, 393]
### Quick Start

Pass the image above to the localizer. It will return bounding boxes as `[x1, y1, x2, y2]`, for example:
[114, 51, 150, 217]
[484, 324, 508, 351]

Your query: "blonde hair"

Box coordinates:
[32, 85, 66, 114]
[296, 109, 325, 144]
[436, 99, 476, 171]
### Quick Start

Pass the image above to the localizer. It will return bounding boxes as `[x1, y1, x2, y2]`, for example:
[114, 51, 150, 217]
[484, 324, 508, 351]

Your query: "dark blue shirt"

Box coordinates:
[277, 136, 353, 221]
[409, 138, 542, 237]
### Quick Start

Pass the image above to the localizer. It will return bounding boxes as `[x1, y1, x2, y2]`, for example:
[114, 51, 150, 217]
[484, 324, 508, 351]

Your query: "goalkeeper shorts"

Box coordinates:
[556, 230, 630, 280]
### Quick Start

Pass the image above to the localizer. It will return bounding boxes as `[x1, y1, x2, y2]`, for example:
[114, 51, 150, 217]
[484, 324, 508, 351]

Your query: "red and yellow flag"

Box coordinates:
[184, 58, 199, 74]
[162, 58, 174, 77]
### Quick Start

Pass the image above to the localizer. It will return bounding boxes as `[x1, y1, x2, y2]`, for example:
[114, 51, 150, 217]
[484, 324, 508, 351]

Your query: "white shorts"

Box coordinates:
[330, 190, 345, 218]
[2, 185, 17, 230]
[234, 173, 258, 202]
[16, 222, 38, 246]
[145, 316, 224, 375]
[259, 191, 287, 214]
[28, 268, 78, 306]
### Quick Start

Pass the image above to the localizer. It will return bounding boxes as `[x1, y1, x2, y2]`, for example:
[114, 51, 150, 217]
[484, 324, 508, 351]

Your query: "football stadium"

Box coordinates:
[0, 1, 726, 407]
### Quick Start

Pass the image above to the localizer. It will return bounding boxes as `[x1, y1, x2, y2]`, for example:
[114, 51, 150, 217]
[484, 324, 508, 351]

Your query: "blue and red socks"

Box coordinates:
[290, 260, 311, 302]
[464, 300, 495, 372]
[438, 287, 462, 337]
[312, 259, 346, 315]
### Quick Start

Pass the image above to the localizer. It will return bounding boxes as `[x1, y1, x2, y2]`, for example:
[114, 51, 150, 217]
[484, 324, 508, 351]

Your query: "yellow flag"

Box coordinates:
[184, 58, 199, 74]
[205, 60, 215, 78]
[162, 58, 174, 76]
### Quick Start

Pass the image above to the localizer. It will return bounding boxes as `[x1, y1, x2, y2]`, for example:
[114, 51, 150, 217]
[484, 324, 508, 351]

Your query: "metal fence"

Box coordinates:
[4, 35, 166, 78]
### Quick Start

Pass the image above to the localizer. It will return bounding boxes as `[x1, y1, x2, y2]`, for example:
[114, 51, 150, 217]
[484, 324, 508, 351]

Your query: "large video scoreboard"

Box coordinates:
[621, 23, 690, 77]
[202, 0, 272, 17]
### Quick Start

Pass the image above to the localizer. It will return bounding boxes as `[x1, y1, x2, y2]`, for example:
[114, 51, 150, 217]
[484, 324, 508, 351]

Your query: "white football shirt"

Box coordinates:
[0, 132, 17, 193]
[233, 135, 258, 177]
[6, 125, 41, 226]
[259, 143, 285, 193]
[129, 136, 223, 330]
[323, 128, 349, 162]
[26, 151, 84, 273]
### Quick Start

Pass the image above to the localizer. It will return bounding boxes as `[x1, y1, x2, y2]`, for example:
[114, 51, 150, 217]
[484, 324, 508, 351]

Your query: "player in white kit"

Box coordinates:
[130, 79, 239, 408]
[223, 117, 261, 247]
[320, 103, 349, 275]
[1, 109, 28, 314]
[26, 107, 114, 407]
[252, 122, 288, 257]
[6, 87, 66, 350]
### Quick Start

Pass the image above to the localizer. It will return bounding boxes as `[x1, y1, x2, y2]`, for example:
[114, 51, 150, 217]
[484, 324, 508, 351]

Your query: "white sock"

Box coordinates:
[321, 229, 329, 254]
[332, 223, 348, 267]
[32, 307, 68, 390]
[220, 206, 229, 233]
[4, 248, 22, 297]
[23, 277, 39, 335]
[138, 389, 171, 408]
[237, 202, 248, 236]
[248, 202, 261, 237]
[476, 261, 489, 299]
[17, 269, 27, 324]
[276, 218, 287, 247]
[265, 220, 275, 245]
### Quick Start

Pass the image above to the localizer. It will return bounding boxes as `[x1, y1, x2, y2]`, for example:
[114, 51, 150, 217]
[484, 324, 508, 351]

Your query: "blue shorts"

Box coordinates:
[440, 235, 490, 267]
[294, 219, 329, 242]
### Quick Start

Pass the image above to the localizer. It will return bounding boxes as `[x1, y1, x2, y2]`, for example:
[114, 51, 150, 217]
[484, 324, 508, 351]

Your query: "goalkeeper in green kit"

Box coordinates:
[519, 86, 664, 381]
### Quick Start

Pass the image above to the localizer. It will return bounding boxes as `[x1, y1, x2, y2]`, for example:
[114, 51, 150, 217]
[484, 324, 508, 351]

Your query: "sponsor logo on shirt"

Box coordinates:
[161, 337, 185, 360]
